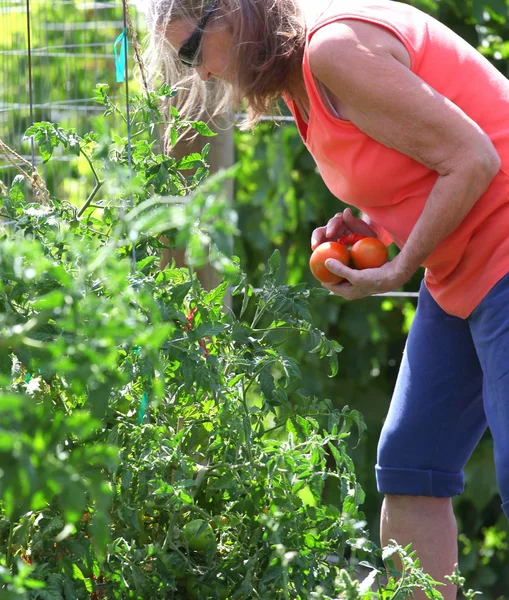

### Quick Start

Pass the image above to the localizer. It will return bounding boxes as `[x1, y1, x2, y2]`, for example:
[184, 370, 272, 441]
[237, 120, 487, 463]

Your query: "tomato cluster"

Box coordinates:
[309, 234, 388, 284]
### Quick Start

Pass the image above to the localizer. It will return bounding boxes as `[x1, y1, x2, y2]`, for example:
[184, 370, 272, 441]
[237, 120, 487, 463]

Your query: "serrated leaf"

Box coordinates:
[175, 153, 204, 170]
[382, 545, 399, 561]
[72, 564, 86, 582]
[192, 323, 226, 338]
[170, 127, 179, 148]
[359, 569, 378, 594]
[327, 441, 342, 469]
[241, 283, 252, 318]
[201, 142, 211, 159]
[170, 282, 193, 306]
[189, 121, 216, 137]
[267, 250, 281, 276]
[204, 280, 228, 306]
[9, 175, 25, 204]
[259, 367, 275, 400]
[286, 418, 298, 436]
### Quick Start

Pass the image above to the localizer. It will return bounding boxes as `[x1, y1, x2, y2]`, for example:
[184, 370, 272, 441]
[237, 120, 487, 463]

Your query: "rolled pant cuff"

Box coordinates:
[376, 464, 464, 497]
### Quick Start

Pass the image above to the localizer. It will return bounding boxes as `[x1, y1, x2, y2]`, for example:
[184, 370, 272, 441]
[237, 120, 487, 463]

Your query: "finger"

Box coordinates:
[322, 280, 364, 300]
[311, 226, 327, 250]
[312, 213, 346, 250]
[325, 213, 345, 239]
[324, 258, 361, 285]
[342, 207, 377, 238]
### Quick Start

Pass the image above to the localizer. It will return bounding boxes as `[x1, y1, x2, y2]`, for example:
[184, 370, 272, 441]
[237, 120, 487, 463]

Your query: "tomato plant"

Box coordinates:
[0, 83, 459, 600]
[350, 237, 389, 270]
[309, 241, 350, 284]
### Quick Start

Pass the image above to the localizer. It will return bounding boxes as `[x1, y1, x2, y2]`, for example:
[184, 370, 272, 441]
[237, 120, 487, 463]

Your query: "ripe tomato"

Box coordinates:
[309, 242, 350, 284]
[337, 233, 367, 247]
[350, 237, 388, 270]
[182, 519, 216, 552]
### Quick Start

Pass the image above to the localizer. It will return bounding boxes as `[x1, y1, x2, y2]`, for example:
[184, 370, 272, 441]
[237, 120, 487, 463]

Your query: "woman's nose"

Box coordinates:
[195, 65, 211, 81]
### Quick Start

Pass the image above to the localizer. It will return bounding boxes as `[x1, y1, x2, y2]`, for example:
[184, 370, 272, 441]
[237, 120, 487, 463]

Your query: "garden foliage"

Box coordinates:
[0, 84, 463, 599]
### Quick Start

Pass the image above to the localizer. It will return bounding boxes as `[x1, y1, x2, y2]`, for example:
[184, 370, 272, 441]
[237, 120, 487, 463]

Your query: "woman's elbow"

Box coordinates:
[485, 144, 502, 178]
[466, 142, 501, 185]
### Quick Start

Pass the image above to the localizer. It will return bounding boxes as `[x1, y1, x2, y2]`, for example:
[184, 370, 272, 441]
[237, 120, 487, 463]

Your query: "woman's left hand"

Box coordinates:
[322, 256, 409, 299]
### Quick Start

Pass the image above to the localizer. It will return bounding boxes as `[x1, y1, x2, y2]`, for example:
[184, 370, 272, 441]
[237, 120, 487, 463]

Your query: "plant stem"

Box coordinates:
[6, 520, 14, 568]
[255, 422, 286, 438]
[251, 294, 274, 329]
[80, 149, 101, 186]
[131, 120, 172, 139]
[77, 147, 104, 218]
[241, 384, 254, 464]
[78, 180, 104, 218]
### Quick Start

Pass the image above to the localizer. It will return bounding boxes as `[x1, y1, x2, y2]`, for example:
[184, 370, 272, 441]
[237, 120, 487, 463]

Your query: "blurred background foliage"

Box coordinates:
[1, 0, 509, 595]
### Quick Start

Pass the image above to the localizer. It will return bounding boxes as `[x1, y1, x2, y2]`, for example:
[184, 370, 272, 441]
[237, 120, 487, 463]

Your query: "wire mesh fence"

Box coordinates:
[0, 0, 145, 203]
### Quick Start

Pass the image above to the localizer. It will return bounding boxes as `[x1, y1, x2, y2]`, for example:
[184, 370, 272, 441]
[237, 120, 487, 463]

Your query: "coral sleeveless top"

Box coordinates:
[285, 0, 509, 318]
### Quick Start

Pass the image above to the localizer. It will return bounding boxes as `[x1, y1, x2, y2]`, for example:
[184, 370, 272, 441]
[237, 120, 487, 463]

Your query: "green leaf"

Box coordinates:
[267, 250, 281, 277]
[170, 127, 179, 148]
[382, 545, 399, 561]
[33, 290, 65, 311]
[259, 366, 275, 401]
[92, 83, 110, 105]
[9, 175, 25, 204]
[327, 441, 342, 469]
[72, 564, 88, 586]
[189, 121, 217, 137]
[201, 143, 211, 159]
[175, 153, 204, 170]
[192, 323, 226, 338]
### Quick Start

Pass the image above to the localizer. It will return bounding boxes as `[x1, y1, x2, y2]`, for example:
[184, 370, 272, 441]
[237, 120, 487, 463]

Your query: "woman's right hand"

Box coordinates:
[311, 207, 378, 251]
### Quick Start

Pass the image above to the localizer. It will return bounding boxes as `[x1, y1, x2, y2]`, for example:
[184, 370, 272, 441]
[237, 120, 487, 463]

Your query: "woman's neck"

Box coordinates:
[286, 56, 307, 101]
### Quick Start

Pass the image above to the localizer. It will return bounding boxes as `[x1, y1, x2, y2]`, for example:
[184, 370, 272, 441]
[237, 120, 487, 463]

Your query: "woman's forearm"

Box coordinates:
[395, 160, 500, 281]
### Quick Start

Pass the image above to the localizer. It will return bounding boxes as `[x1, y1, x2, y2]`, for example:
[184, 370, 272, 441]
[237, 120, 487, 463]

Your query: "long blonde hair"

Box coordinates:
[144, 0, 306, 130]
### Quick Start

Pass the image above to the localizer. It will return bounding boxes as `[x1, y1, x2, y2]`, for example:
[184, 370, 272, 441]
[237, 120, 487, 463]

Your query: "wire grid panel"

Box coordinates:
[0, 0, 142, 203]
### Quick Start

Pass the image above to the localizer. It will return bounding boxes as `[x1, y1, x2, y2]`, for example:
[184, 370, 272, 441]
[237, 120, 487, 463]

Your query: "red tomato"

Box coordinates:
[337, 233, 367, 247]
[309, 242, 350, 284]
[350, 237, 388, 270]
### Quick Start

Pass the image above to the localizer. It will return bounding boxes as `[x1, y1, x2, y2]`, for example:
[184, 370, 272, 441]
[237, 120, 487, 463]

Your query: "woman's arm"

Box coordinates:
[360, 213, 393, 247]
[308, 20, 501, 297]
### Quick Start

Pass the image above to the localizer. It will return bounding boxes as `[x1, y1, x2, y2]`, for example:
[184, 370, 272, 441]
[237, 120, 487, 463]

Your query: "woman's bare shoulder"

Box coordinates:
[308, 18, 411, 70]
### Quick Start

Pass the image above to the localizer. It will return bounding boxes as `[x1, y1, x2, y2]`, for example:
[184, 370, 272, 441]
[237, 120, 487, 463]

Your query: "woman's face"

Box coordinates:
[166, 14, 234, 82]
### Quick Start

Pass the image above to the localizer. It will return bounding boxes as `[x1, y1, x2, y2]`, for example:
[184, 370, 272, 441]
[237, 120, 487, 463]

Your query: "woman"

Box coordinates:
[146, 0, 509, 596]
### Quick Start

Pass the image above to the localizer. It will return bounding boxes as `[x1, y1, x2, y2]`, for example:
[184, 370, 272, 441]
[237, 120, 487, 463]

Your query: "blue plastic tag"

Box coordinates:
[138, 391, 148, 425]
[113, 28, 129, 83]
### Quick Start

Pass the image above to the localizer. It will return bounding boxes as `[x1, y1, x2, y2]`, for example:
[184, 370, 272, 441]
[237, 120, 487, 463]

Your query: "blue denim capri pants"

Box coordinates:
[376, 273, 509, 519]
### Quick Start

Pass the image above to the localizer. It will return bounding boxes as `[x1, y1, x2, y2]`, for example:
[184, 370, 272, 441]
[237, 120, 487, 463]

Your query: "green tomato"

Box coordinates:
[185, 578, 230, 600]
[182, 518, 216, 552]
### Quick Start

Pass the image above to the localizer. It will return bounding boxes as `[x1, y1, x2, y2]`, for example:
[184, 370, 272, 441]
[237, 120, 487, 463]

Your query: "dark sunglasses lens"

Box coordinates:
[179, 48, 198, 67]
[178, 33, 202, 67]
[178, 0, 218, 67]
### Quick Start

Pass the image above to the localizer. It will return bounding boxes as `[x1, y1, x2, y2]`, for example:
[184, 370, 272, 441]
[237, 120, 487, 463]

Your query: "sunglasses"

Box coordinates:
[178, 0, 219, 67]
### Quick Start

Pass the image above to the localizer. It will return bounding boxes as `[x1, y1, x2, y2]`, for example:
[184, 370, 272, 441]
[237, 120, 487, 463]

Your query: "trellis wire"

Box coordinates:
[24, 0, 34, 166]
[0, 0, 133, 201]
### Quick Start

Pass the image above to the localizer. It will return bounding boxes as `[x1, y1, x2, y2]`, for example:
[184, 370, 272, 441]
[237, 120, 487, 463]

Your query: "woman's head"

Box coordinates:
[145, 0, 305, 129]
